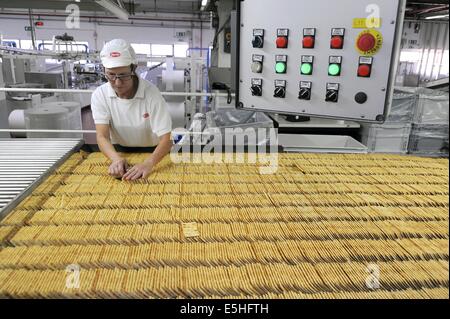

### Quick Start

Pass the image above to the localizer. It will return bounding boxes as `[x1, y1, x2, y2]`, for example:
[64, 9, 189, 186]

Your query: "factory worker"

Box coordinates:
[91, 39, 173, 181]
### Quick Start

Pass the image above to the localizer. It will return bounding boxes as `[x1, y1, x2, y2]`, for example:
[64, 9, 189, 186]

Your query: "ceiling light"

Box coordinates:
[95, 0, 129, 21]
[425, 14, 449, 20]
[201, 0, 209, 11]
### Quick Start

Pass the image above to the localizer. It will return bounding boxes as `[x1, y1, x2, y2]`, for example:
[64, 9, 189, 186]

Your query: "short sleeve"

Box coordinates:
[91, 87, 111, 125]
[148, 87, 173, 137]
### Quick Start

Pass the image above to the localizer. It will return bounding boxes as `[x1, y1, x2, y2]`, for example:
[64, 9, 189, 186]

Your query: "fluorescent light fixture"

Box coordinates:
[95, 0, 129, 21]
[201, 0, 209, 11]
[425, 14, 449, 20]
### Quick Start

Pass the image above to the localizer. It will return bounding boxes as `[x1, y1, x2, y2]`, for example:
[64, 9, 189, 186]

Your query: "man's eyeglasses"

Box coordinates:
[104, 72, 134, 82]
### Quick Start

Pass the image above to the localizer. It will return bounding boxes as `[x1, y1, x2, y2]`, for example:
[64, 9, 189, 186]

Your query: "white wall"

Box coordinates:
[0, 16, 214, 51]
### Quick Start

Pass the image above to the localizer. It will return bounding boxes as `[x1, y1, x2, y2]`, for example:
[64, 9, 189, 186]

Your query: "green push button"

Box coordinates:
[275, 62, 286, 74]
[301, 63, 312, 75]
[328, 63, 341, 76]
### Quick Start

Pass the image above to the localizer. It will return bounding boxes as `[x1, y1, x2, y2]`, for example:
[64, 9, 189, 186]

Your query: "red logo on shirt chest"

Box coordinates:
[143, 113, 150, 119]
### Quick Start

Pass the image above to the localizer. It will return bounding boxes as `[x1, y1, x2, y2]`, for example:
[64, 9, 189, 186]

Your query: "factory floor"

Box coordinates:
[0, 152, 448, 299]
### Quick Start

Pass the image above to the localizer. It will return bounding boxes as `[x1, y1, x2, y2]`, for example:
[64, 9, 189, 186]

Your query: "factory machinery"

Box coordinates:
[0, 33, 213, 136]
[0, 0, 448, 299]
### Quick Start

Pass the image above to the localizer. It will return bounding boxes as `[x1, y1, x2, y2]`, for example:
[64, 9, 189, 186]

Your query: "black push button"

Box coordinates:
[355, 92, 368, 104]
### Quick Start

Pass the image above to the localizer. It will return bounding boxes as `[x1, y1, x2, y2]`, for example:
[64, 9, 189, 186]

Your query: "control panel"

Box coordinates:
[236, 0, 404, 122]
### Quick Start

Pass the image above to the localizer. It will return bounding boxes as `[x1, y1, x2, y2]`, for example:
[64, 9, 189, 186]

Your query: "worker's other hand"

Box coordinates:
[109, 158, 128, 178]
[122, 162, 153, 181]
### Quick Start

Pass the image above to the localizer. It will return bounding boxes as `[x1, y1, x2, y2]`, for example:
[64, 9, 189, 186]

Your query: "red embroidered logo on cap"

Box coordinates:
[143, 113, 150, 119]
[110, 52, 121, 57]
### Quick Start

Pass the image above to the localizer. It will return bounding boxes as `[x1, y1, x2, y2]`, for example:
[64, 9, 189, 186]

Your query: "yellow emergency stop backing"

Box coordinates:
[356, 29, 384, 56]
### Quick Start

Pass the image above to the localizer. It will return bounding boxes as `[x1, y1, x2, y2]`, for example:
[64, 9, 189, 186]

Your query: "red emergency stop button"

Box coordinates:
[357, 33, 376, 52]
[331, 36, 344, 49]
[276, 36, 288, 48]
[303, 36, 315, 49]
[358, 64, 372, 77]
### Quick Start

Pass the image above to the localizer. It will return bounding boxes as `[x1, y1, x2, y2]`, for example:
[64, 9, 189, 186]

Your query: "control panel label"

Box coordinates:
[327, 83, 340, 90]
[277, 29, 289, 36]
[331, 28, 345, 36]
[301, 55, 314, 63]
[275, 80, 286, 87]
[352, 18, 382, 29]
[253, 29, 264, 36]
[329, 56, 342, 64]
[303, 28, 316, 36]
[252, 78, 263, 85]
[253, 54, 264, 62]
[359, 56, 374, 64]
[275, 55, 288, 62]
[300, 81, 312, 89]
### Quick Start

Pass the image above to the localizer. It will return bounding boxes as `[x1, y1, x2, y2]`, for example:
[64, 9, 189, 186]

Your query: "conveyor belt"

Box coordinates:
[0, 139, 83, 221]
[0, 152, 448, 299]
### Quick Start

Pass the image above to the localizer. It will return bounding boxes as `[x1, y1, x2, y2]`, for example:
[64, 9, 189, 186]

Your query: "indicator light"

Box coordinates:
[275, 62, 287, 74]
[358, 64, 372, 77]
[276, 36, 288, 48]
[328, 64, 341, 76]
[303, 36, 315, 48]
[331, 36, 344, 49]
[301, 63, 312, 75]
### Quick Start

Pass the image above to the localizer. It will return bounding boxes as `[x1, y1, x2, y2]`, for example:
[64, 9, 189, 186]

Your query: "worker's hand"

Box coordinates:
[109, 158, 128, 178]
[122, 161, 153, 181]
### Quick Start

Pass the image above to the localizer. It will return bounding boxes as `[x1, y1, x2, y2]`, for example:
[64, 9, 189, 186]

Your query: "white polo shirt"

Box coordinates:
[91, 77, 172, 147]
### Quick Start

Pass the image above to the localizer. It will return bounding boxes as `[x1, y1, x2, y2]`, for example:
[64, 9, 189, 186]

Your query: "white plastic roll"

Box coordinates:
[8, 110, 26, 138]
[167, 101, 186, 129]
[162, 70, 185, 103]
[41, 101, 82, 130]
[41, 101, 83, 139]
[24, 106, 69, 138]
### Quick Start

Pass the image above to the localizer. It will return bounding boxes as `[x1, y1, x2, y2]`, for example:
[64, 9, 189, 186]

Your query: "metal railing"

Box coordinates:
[0, 87, 234, 98]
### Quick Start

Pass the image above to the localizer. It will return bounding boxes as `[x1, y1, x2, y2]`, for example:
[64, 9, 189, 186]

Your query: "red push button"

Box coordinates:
[357, 33, 376, 52]
[358, 64, 372, 77]
[303, 36, 315, 48]
[276, 36, 288, 48]
[331, 36, 343, 49]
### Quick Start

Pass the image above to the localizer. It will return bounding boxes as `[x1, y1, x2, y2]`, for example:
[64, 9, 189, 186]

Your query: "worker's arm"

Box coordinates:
[96, 124, 128, 177]
[122, 133, 172, 181]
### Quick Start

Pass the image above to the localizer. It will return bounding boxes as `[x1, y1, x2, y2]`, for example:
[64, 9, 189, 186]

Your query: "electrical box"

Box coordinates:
[235, 0, 405, 122]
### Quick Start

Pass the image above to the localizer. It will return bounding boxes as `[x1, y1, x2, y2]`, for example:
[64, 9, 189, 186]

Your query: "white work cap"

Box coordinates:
[100, 39, 137, 69]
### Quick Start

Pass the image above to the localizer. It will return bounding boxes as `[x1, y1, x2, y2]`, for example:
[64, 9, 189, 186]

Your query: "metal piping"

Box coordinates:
[0, 87, 235, 98]
[0, 11, 210, 24]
